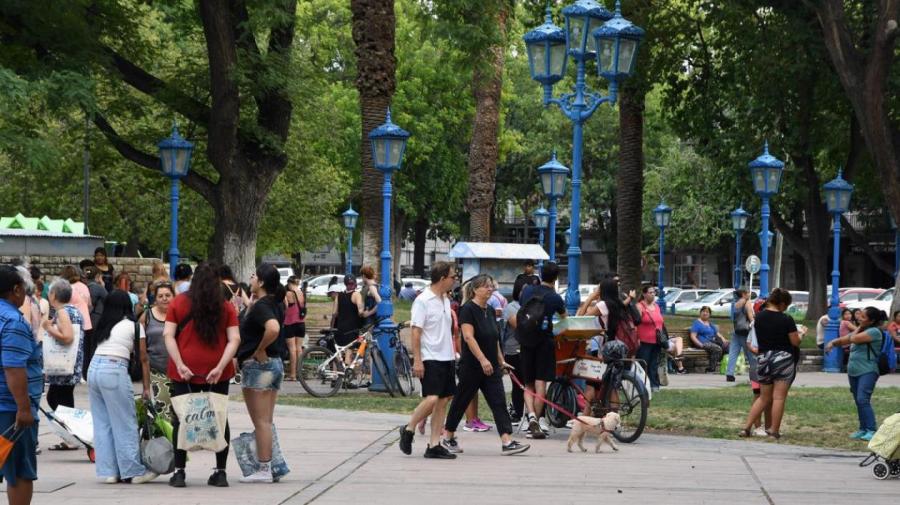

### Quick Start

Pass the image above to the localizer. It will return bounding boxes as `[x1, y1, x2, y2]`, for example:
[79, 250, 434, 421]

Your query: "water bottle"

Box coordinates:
[541, 317, 549, 332]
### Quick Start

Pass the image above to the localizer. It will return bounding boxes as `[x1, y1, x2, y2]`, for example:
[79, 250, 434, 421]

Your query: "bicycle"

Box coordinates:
[544, 338, 649, 443]
[297, 318, 414, 398]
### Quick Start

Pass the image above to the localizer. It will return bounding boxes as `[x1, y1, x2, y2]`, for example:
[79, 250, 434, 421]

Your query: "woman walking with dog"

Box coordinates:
[825, 306, 887, 441]
[740, 288, 804, 439]
[442, 274, 530, 456]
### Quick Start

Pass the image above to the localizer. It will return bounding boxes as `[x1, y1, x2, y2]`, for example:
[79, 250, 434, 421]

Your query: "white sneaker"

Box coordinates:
[131, 472, 158, 484]
[753, 427, 768, 437]
[240, 463, 273, 483]
[102, 476, 119, 484]
[538, 417, 551, 434]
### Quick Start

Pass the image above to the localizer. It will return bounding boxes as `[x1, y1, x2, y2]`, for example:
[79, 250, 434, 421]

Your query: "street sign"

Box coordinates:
[745, 255, 761, 275]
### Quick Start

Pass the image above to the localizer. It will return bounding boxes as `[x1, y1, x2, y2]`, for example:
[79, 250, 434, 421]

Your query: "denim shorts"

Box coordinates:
[241, 357, 284, 391]
[0, 411, 37, 486]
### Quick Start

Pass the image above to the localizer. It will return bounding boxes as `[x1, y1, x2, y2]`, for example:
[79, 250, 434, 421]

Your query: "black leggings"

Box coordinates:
[445, 364, 513, 436]
[170, 381, 231, 470]
[47, 384, 75, 411]
[504, 354, 524, 419]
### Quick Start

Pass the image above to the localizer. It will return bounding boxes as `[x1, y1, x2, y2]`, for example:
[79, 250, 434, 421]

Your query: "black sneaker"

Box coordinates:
[526, 418, 546, 439]
[501, 440, 530, 456]
[398, 426, 414, 455]
[726, 375, 736, 382]
[169, 469, 186, 488]
[207, 469, 229, 487]
[424, 444, 457, 459]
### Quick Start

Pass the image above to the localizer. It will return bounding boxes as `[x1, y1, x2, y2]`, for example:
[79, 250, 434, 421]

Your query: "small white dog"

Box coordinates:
[566, 412, 621, 453]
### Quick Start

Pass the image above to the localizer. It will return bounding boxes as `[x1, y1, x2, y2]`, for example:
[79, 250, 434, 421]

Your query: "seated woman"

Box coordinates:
[664, 335, 688, 374]
[689, 306, 728, 373]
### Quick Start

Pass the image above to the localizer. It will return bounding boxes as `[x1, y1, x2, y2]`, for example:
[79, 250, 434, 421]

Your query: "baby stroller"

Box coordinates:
[40, 405, 95, 462]
[860, 413, 900, 479]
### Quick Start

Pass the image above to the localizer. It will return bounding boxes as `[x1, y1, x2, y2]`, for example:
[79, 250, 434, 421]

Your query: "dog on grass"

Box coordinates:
[566, 412, 621, 453]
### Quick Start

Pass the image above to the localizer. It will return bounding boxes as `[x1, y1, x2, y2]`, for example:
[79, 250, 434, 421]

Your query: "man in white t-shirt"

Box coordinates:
[398, 261, 458, 459]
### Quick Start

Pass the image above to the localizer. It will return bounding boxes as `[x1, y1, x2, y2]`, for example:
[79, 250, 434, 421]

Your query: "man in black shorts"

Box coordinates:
[398, 262, 459, 459]
[519, 262, 566, 439]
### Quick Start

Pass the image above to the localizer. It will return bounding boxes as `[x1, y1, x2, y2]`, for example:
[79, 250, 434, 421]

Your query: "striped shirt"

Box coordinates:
[0, 299, 43, 412]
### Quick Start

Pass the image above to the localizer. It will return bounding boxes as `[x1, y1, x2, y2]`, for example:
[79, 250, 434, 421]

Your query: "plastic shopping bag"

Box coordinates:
[51, 406, 93, 446]
[171, 391, 228, 452]
[0, 426, 22, 467]
[232, 425, 290, 480]
[42, 324, 82, 375]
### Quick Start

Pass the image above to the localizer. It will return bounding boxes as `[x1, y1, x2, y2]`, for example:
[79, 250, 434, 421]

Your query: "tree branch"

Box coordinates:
[92, 112, 217, 202]
[102, 47, 211, 127]
[841, 215, 894, 275]
[198, 0, 240, 176]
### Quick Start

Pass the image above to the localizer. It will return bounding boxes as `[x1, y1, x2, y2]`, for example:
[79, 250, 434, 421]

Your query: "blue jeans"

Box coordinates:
[88, 356, 148, 480]
[726, 332, 755, 376]
[849, 372, 878, 432]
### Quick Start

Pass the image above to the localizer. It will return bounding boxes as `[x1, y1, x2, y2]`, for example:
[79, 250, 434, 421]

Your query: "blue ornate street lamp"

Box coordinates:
[524, 0, 644, 314]
[748, 141, 784, 298]
[157, 124, 194, 280]
[731, 205, 750, 288]
[342, 206, 359, 276]
[537, 151, 569, 264]
[653, 202, 672, 311]
[822, 170, 854, 373]
[533, 206, 550, 270]
[368, 108, 409, 390]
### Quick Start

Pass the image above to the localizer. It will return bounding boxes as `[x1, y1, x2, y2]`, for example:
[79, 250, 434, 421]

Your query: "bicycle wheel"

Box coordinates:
[602, 369, 649, 443]
[298, 346, 343, 398]
[545, 379, 576, 428]
[346, 353, 373, 390]
[370, 345, 397, 397]
[393, 345, 415, 396]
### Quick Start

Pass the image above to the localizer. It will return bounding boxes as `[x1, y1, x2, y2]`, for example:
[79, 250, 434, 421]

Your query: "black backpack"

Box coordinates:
[516, 292, 549, 347]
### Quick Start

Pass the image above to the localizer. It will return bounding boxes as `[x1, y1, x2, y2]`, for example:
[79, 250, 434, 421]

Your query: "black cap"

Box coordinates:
[343, 274, 356, 285]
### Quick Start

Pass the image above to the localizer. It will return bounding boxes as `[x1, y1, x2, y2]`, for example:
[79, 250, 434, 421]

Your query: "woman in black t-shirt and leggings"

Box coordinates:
[442, 274, 530, 456]
[740, 289, 805, 439]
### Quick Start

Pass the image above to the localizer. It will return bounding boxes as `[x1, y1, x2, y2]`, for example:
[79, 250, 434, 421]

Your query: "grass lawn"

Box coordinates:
[278, 386, 899, 451]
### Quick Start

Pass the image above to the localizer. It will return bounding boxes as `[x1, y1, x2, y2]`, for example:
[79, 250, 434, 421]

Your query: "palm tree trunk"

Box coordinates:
[466, 7, 507, 242]
[351, 0, 397, 276]
[615, 86, 645, 292]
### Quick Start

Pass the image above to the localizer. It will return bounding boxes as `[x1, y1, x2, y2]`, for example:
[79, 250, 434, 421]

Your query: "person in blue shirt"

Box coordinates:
[0, 265, 43, 505]
[690, 306, 728, 373]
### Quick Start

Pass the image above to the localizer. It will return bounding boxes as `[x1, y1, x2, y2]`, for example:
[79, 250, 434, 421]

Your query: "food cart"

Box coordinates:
[448, 242, 549, 296]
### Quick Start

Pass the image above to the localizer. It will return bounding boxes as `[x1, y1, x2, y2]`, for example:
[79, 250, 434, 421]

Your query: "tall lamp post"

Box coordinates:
[537, 152, 569, 264]
[533, 207, 550, 270]
[748, 141, 784, 298]
[368, 108, 410, 390]
[157, 124, 194, 280]
[822, 170, 854, 373]
[890, 214, 899, 280]
[731, 205, 750, 288]
[524, 0, 644, 314]
[653, 202, 672, 311]
[342, 206, 359, 276]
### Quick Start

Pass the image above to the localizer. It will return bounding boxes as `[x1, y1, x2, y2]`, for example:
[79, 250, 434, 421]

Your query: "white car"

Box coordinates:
[846, 289, 894, 313]
[676, 289, 758, 317]
[401, 277, 430, 293]
[557, 284, 598, 303]
[305, 274, 341, 296]
[664, 289, 714, 311]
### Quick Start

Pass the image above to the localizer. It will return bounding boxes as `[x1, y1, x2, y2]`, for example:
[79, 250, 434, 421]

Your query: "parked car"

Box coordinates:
[828, 287, 885, 308]
[676, 289, 758, 317]
[400, 277, 430, 296]
[557, 284, 598, 304]
[846, 289, 894, 313]
[664, 289, 714, 312]
[306, 274, 341, 296]
[785, 291, 810, 319]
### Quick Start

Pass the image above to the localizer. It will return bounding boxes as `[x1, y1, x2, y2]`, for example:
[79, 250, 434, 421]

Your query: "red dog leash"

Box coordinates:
[507, 369, 593, 427]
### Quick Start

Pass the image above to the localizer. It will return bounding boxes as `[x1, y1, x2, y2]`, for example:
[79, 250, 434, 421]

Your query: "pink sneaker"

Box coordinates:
[473, 418, 493, 432]
[462, 420, 478, 432]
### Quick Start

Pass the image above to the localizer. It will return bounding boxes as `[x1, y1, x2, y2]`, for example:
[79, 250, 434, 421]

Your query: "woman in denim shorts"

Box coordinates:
[237, 263, 286, 483]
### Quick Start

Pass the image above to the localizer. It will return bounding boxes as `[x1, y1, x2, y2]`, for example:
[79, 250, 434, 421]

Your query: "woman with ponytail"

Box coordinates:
[237, 263, 286, 483]
[826, 306, 888, 441]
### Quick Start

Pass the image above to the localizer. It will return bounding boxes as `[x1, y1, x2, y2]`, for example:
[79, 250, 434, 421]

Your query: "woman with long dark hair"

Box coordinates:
[237, 264, 287, 483]
[88, 290, 157, 484]
[577, 278, 638, 400]
[163, 263, 240, 488]
[826, 306, 888, 441]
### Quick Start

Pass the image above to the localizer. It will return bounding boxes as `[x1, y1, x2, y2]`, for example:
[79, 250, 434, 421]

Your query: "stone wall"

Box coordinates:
[1, 255, 165, 290]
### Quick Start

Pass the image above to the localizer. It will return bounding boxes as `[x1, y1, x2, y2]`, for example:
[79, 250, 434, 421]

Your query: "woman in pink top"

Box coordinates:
[60, 265, 92, 331]
[635, 285, 664, 391]
[283, 276, 306, 381]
